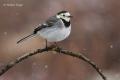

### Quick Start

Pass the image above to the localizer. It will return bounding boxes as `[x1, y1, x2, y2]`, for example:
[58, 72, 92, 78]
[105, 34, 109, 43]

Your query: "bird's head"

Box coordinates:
[56, 11, 72, 22]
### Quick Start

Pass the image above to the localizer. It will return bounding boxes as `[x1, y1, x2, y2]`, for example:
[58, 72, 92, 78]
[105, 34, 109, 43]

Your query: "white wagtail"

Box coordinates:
[17, 11, 72, 47]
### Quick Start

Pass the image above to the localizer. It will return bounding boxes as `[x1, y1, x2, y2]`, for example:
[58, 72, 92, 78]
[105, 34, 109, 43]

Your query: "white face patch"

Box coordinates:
[64, 12, 70, 17]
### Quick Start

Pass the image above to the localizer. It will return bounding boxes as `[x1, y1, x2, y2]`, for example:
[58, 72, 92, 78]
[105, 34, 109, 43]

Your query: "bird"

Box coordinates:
[17, 11, 72, 47]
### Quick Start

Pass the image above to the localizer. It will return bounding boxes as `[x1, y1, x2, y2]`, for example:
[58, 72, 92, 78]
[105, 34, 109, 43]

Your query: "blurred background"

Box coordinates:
[0, 0, 120, 80]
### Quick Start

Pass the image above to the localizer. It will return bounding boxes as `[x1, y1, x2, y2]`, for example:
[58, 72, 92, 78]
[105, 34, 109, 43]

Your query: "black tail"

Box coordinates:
[17, 33, 35, 44]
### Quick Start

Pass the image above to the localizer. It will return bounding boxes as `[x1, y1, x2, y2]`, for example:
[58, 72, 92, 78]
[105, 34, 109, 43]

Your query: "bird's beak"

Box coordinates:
[69, 15, 73, 18]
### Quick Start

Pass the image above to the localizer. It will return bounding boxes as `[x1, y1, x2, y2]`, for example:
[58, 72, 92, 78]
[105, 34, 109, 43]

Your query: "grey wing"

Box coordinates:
[33, 16, 60, 34]
[46, 16, 64, 28]
[46, 16, 59, 27]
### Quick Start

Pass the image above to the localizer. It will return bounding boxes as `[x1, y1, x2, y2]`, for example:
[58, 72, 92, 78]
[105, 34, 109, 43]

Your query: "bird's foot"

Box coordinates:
[53, 42, 62, 54]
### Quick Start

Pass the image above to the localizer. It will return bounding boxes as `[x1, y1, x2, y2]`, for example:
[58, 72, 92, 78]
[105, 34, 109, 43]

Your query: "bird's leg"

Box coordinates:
[45, 39, 48, 49]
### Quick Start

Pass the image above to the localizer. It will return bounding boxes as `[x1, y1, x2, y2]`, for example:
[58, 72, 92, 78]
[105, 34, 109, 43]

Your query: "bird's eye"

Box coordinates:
[62, 14, 65, 16]
[62, 14, 64, 16]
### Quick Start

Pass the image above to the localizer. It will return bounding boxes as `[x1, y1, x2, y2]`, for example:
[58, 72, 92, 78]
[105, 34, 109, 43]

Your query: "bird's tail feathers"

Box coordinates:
[17, 33, 35, 44]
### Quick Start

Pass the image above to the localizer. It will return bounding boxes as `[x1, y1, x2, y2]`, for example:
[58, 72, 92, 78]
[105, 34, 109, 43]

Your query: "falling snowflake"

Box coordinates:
[110, 45, 113, 48]
[32, 62, 37, 66]
[44, 65, 48, 69]
[83, 48, 87, 51]
[4, 32, 7, 35]
[16, 13, 20, 16]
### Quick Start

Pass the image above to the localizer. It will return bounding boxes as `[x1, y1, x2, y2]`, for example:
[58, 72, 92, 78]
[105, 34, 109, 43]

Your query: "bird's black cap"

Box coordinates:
[57, 11, 68, 15]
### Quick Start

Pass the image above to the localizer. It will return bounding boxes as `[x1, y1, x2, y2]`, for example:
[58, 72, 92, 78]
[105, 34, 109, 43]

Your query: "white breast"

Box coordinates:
[37, 26, 71, 42]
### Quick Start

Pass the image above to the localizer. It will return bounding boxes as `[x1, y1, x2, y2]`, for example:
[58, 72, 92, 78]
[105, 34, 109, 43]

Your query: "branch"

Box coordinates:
[0, 45, 107, 80]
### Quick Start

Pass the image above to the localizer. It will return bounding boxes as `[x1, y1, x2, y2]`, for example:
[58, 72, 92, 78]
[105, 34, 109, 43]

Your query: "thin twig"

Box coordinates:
[0, 45, 55, 76]
[0, 45, 107, 80]
[53, 47, 107, 80]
